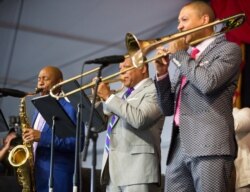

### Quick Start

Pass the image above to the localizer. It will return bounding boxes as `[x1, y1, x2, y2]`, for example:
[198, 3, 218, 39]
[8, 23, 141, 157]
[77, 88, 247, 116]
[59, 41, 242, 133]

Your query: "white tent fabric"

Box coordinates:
[0, 0, 191, 171]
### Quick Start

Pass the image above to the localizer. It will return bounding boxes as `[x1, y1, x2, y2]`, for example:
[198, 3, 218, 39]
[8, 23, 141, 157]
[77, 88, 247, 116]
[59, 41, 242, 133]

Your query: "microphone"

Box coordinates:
[85, 55, 125, 65]
[0, 88, 28, 98]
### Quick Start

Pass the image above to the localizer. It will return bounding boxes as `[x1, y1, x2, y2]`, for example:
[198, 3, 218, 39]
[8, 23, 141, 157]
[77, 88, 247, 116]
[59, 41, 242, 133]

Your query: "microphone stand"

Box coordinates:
[82, 64, 106, 192]
[49, 116, 56, 192]
[73, 103, 83, 192]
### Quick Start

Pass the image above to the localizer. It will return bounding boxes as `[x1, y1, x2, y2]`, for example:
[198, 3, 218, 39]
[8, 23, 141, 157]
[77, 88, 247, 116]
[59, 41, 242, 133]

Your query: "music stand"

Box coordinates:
[0, 109, 10, 133]
[31, 95, 76, 138]
[32, 94, 79, 191]
[0, 109, 10, 145]
[62, 79, 106, 192]
[62, 80, 106, 132]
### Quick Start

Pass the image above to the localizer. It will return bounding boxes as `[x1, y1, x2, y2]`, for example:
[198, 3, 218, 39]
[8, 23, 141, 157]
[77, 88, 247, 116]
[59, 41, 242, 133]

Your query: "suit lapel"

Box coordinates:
[111, 79, 152, 128]
[128, 78, 153, 98]
[180, 35, 226, 89]
[171, 67, 181, 92]
[196, 35, 226, 63]
[32, 110, 39, 127]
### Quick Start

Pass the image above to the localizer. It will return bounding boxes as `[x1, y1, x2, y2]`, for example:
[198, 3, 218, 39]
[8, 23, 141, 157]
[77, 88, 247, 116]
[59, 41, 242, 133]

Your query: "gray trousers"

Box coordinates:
[164, 134, 234, 192]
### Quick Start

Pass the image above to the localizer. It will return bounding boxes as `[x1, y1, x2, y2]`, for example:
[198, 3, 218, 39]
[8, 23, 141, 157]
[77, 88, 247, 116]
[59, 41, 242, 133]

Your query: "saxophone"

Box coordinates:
[8, 88, 42, 192]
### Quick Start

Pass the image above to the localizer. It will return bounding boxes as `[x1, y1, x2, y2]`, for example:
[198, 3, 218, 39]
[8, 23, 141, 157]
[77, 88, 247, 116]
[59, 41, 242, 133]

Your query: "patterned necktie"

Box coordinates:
[122, 87, 134, 99]
[105, 87, 134, 153]
[174, 48, 200, 126]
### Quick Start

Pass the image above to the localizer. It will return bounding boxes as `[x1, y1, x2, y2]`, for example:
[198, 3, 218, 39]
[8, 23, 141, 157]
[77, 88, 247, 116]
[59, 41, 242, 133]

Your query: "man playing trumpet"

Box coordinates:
[154, 1, 241, 191]
[97, 57, 164, 192]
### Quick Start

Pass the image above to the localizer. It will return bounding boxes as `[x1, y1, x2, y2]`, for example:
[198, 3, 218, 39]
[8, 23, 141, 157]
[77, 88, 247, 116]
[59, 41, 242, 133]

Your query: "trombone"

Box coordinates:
[50, 67, 132, 99]
[126, 13, 246, 67]
[50, 13, 245, 99]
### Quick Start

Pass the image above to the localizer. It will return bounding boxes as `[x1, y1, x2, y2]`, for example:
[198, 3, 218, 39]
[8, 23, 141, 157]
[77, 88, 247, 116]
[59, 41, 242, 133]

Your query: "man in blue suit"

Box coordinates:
[154, 1, 241, 192]
[23, 66, 84, 192]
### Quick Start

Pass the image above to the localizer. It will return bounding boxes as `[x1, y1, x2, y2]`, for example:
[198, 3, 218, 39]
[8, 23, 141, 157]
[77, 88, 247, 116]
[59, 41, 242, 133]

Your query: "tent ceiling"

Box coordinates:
[0, 0, 191, 117]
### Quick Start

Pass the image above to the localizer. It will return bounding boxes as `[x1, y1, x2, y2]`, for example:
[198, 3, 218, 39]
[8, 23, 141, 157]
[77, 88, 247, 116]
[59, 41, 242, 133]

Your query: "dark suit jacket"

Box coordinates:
[32, 98, 83, 192]
[155, 35, 241, 163]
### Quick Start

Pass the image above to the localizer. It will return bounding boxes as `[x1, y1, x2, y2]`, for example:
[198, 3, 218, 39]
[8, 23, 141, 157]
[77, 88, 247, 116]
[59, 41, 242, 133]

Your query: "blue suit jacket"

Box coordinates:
[32, 98, 84, 192]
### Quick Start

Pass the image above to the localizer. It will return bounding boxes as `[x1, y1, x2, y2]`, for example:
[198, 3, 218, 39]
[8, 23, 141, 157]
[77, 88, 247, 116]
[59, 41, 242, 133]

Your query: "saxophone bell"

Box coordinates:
[8, 145, 29, 167]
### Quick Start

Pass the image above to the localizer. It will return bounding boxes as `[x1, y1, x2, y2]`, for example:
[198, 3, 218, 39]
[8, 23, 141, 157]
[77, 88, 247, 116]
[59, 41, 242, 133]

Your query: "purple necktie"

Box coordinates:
[105, 87, 134, 153]
[122, 87, 134, 99]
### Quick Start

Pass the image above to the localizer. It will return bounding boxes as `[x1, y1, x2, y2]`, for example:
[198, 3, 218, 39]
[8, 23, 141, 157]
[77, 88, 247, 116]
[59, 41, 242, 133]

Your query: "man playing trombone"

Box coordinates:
[96, 57, 164, 192]
[154, 1, 241, 191]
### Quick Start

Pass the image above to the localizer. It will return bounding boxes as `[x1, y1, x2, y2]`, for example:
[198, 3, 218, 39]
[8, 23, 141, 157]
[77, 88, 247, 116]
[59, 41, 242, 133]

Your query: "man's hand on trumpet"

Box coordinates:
[154, 38, 188, 77]
[168, 37, 189, 54]
[91, 77, 111, 101]
[97, 82, 112, 101]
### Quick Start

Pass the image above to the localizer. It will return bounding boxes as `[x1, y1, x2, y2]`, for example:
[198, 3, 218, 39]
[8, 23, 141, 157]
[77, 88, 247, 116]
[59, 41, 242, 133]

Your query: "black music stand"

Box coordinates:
[32, 95, 77, 191]
[0, 109, 10, 133]
[62, 80, 106, 132]
[31, 95, 76, 138]
[61, 80, 106, 192]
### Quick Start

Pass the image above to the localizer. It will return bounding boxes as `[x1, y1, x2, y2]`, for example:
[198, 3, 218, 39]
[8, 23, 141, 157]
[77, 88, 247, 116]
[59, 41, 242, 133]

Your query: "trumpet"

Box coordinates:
[50, 66, 132, 99]
[87, 77, 124, 101]
[50, 72, 126, 99]
[50, 13, 245, 99]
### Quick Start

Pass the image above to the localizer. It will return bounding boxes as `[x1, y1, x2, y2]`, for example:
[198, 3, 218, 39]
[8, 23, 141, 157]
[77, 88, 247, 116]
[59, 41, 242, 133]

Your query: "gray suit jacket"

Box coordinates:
[155, 35, 241, 163]
[100, 78, 164, 186]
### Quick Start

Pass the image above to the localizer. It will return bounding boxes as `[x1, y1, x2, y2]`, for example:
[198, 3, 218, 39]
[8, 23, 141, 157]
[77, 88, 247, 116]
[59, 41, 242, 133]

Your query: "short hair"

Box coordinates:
[185, 1, 215, 22]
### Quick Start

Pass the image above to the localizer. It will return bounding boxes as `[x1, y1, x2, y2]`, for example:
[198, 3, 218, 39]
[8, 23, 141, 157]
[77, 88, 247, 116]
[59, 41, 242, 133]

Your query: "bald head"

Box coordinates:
[41, 66, 63, 80]
[37, 66, 63, 95]
[184, 1, 215, 22]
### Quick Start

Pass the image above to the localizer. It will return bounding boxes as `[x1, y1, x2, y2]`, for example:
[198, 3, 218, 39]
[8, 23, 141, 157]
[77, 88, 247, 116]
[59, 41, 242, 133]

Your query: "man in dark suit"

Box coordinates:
[97, 57, 164, 192]
[22, 66, 84, 192]
[154, 1, 241, 191]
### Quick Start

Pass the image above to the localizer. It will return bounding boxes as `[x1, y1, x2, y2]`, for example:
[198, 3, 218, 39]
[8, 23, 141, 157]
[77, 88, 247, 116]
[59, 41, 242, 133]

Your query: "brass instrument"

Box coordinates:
[87, 77, 124, 101]
[8, 88, 42, 192]
[50, 13, 245, 99]
[126, 13, 245, 67]
[50, 70, 128, 99]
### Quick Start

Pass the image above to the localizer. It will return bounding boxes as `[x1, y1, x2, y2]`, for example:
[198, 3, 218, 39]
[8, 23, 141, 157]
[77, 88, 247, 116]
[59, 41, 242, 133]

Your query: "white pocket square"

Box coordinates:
[199, 61, 209, 66]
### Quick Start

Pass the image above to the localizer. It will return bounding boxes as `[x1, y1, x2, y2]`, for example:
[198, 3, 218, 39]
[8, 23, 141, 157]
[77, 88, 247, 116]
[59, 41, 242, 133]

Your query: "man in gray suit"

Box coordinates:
[96, 57, 164, 192]
[154, 1, 242, 192]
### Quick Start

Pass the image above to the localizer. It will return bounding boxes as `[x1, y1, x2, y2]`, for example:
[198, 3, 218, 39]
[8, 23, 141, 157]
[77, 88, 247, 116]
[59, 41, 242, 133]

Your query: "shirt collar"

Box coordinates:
[133, 78, 149, 90]
[188, 35, 217, 58]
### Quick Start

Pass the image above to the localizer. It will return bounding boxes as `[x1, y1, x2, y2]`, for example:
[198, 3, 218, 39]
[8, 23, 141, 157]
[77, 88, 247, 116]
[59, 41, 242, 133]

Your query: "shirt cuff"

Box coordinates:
[156, 73, 168, 81]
